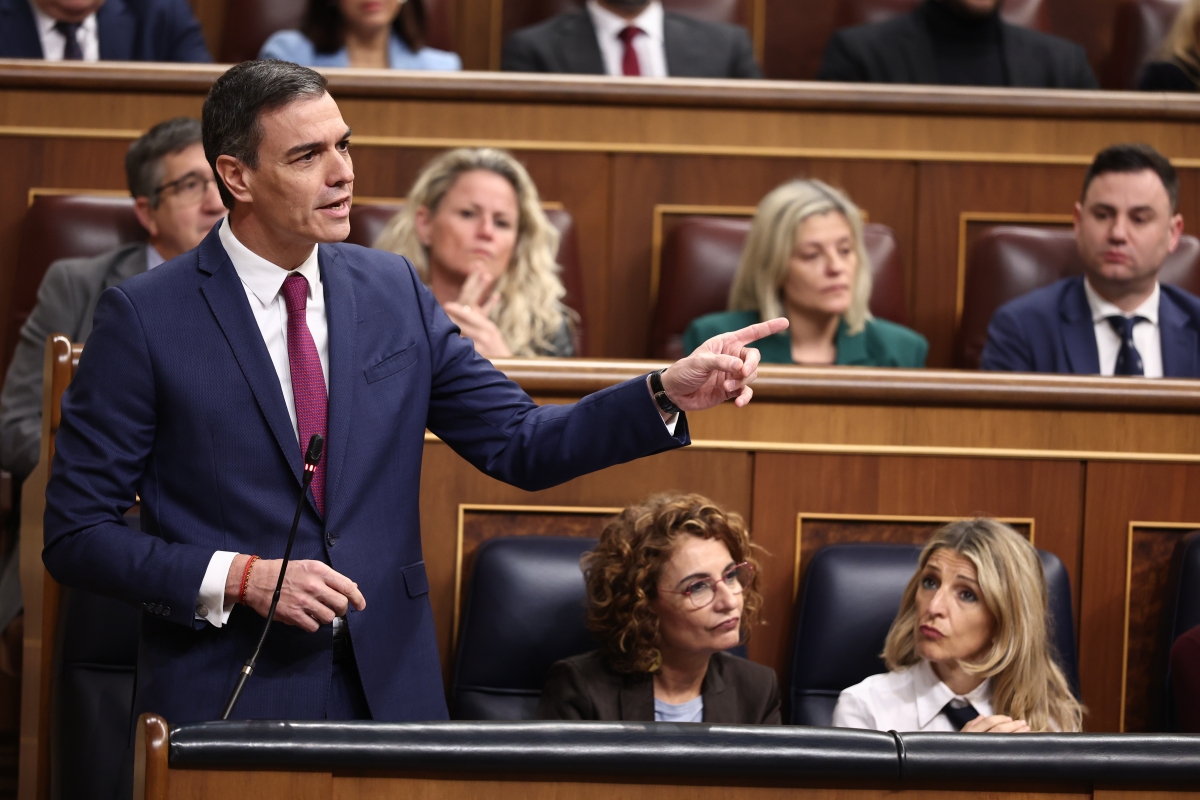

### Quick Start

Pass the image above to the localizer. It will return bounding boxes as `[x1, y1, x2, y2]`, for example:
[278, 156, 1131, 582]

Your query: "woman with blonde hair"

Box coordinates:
[1139, 0, 1200, 91]
[682, 179, 926, 367]
[537, 493, 780, 724]
[375, 148, 575, 358]
[833, 519, 1083, 733]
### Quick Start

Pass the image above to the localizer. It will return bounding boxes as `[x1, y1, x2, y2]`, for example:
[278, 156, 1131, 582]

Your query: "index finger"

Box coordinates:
[726, 317, 789, 347]
[323, 567, 367, 611]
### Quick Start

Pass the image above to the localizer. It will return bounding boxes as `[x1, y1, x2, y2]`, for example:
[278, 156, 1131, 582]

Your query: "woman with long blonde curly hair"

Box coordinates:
[537, 493, 780, 724]
[833, 518, 1083, 733]
[374, 148, 575, 358]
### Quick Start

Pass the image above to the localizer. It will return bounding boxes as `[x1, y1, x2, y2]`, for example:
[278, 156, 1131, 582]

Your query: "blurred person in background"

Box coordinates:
[0, 0, 211, 61]
[1138, 0, 1200, 91]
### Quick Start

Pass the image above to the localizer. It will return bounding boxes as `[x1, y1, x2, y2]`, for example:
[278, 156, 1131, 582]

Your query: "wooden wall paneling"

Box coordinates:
[1079, 462, 1200, 732]
[608, 154, 917, 358]
[1044, 0, 1124, 84]
[748, 452, 1084, 695]
[418, 442, 753, 688]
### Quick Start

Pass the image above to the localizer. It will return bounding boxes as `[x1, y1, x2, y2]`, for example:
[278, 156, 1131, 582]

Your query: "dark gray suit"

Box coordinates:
[0, 243, 149, 481]
[501, 10, 761, 78]
[817, 6, 1098, 89]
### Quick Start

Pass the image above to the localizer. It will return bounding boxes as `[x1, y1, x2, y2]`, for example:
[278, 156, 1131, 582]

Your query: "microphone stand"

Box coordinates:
[221, 434, 325, 720]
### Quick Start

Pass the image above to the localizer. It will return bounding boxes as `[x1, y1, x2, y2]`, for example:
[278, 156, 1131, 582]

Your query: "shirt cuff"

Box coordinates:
[664, 413, 679, 435]
[196, 550, 239, 628]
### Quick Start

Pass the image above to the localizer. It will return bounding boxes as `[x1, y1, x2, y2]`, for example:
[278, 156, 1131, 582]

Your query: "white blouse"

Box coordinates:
[831, 660, 994, 732]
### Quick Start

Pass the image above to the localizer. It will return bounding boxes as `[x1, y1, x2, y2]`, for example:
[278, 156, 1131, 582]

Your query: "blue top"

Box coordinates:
[259, 29, 461, 70]
[654, 695, 704, 723]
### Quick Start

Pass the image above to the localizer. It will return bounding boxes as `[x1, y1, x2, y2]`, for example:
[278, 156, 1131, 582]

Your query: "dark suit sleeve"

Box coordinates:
[160, 0, 212, 63]
[980, 303, 1034, 372]
[816, 30, 868, 82]
[42, 286, 214, 626]
[729, 27, 761, 79]
[1068, 45, 1099, 90]
[500, 30, 544, 73]
[536, 659, 596, 720]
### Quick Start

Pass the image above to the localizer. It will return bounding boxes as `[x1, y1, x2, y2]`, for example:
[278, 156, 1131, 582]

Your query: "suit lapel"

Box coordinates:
[197, 229, 303, 483]
[1159, 290, 1199, 378]
[1, 0, 45, 58]
[319, 246, 356, 524]
[1059, 277, 1101, 375]
[1000, 25, 1034, 86]
[663, 14, 700, 77]
[97, 0, 134, 61]
[700, 656, 733, 723]
[618, 674, 655, 721]
[558, 11, 606, 74]
[902, 11, 942, 85]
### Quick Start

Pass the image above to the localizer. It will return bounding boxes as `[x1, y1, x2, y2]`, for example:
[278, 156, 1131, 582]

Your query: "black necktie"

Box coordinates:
[53, 21, 83, 60]
[941, 700, 980, 731]
[1107, 315, 1148, 376]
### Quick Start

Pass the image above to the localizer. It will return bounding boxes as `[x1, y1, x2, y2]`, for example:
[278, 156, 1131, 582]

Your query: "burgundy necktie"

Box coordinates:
[618, 26, 644, 77]
[54, 21, 83, 60]
[281, 273, 327, 516]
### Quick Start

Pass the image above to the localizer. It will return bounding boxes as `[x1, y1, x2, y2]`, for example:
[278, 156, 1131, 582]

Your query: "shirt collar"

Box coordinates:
[587, 1, 665, 44]
[1083, 277, 1160, 326]
[217, 218, 321, 309]
[145, 244, 165, 271]
[28, 1, 98, 37]
[913, 659, 992, 730]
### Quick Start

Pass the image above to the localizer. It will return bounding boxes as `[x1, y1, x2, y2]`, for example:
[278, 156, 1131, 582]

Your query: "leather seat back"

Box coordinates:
[650, 217, 908, 360]
[1104, 0, 1184, 89]
[788, 543, 1079, 726]
[1162, 531, 1200, 730]
[954, 225, 1200, 369]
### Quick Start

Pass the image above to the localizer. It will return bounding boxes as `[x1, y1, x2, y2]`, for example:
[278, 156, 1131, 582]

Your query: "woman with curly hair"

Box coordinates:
[375, 148, 575, 358]
[537, 493, 780, 724]
[833, 518, 1083, 733]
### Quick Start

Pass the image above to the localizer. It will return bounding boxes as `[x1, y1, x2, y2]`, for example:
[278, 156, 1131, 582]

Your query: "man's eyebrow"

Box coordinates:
[284, 129, 352, 158]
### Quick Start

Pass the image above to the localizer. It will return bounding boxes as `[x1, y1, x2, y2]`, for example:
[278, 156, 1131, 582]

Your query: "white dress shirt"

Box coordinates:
[28, 0, 100, 61]
[194, 219, 327, 627]
[146, 244, 165, 272]
[587, 0, 668, 78]
[1083, 278, 1163, 378]
[831, 660, 994, 732]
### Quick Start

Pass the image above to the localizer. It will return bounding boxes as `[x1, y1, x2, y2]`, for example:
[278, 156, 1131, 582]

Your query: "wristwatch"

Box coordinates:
[649, 368, 682, 415]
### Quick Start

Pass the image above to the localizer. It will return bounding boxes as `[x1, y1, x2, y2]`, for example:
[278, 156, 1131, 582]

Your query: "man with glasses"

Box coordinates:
[0, 116, 225, 671]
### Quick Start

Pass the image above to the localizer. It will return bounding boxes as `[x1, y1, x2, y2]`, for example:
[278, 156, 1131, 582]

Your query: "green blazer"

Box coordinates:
[682, 309, 928, 367]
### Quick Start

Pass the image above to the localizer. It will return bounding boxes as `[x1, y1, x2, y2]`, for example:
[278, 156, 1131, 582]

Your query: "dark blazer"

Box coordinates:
[0, 243, 148, 482]
[981, 275, 1200, 376]
[1139, 60, 1200, 92]
[816, 6, 1097, 88]
[42, 226, 687, 725]
[0, 0, 211, 62]
[537, 650, 781, 724]
[501, 10, 761, 78]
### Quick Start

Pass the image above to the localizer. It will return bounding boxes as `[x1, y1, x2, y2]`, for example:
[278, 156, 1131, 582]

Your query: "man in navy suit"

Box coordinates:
[42, 61, 786, 725]
[0, 0, 211, 62]
[982, 144, 1200, 377]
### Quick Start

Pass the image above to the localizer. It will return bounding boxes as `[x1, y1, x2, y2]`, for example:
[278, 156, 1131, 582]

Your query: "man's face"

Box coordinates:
[1074, 170, 1183, 296]
[225, 92, 354, 252]
[135, 143, 227, 261]
[34, 0, 105, 23]
[940, 0, 1001, 15]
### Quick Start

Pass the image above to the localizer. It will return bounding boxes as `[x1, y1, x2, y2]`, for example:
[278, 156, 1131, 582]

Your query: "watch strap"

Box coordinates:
[649, 368, 682, 415]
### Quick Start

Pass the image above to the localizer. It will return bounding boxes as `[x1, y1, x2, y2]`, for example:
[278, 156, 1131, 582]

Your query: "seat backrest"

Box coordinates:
[837, 0, 1048, 29]
[954, 225, 1200, 369]
[218, 0, 454, 63]
[451, 536, 599, 720]
[1103, 0, 1184, 90]
[12, 195, 144, 372]
[347, 202, 589, 355]
[1162, 531, 1200, 729]
[788, 543, 1078, 727]
[650, 217, 908, 360]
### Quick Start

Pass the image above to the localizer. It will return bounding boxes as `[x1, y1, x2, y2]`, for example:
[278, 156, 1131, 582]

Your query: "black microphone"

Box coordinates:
[221, 434, 324, 720]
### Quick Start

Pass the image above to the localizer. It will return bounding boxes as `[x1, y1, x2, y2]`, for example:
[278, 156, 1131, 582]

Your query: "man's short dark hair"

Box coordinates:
[202, 61, 329, 210]
[1081, 143, 1179, 213]
[125, 117, 203, 207]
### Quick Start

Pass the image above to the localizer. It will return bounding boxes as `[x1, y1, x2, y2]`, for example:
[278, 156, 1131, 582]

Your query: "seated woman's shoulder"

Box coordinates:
[863, 317, 928, 368]
[831, 667, 912, 728]
[258, 30, 317, 63]
[1138, 60, 1198, 92]
[682, 310, 762, 354]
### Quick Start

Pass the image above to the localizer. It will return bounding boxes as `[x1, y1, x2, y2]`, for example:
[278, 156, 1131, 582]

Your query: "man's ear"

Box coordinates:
[1072, 201, 1083, 234]
[215, 154, 254, 205]
[132, 196, 159, 238]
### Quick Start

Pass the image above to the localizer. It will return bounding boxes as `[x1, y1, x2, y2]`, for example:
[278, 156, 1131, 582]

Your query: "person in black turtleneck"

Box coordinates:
[817, 0, 1097, 89]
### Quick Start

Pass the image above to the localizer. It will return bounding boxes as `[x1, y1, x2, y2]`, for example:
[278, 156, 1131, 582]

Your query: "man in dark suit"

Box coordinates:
[0, 0, 211, 62]
[42, 61, 785, 724]
[982, 144, 1200, 377]
[817, 0, 1097, 89]
[501, 0, 761, 79]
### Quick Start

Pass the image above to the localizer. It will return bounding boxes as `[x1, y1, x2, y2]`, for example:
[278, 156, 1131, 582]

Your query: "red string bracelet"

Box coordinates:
[238, 555, 259, 605]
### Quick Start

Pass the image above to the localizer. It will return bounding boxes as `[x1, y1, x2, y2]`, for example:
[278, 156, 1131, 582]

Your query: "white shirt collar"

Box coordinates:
[912, 659, 993, 730]
[217, 218, 321, 309]
[28, 0, 98, 39]
[1084, 277, 1160, 326]
[146, 244, 165, 271]
[586, 1, 665, 45]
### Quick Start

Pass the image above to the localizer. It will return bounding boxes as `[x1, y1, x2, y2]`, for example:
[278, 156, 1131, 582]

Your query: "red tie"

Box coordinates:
[618, 26, 644, 76]
[281, 273, 327, 516]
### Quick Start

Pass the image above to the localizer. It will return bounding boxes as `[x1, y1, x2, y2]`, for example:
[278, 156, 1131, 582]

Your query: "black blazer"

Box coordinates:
[817, 6, 1097, 89]
[1139, 60, 1200, 92]
[537, 650, 781, 724]
[501, 10, 761, 79]
[0, 0, 211, 62]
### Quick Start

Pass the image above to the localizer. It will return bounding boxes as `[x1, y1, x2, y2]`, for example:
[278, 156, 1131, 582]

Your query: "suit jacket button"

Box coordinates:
[326, 535, 335, 548]
[162, 606, 171, 616]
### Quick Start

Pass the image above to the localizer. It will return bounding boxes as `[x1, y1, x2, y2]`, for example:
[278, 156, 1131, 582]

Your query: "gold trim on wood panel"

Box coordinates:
[27, 187, 129, 207]
[954, 212, 1075, 326]
[649, 204, 757, 309]
[791, 513, 1035, 602]
[1120, 520, 1200, 732]
[451, 503, 623, 649]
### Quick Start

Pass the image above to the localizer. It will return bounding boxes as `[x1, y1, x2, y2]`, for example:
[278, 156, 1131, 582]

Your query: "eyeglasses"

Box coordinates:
[153, 172, 217, 206]
[659, 562, 754, 609]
